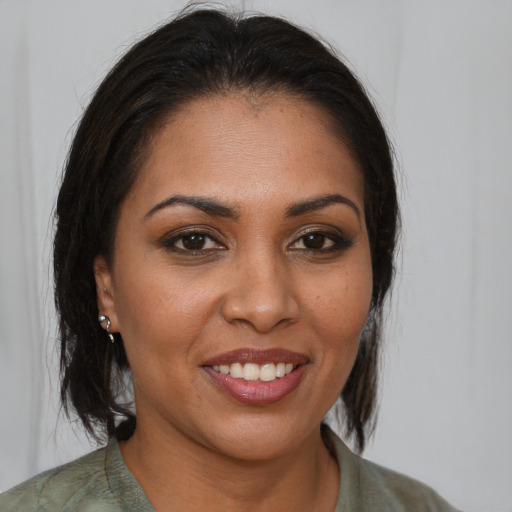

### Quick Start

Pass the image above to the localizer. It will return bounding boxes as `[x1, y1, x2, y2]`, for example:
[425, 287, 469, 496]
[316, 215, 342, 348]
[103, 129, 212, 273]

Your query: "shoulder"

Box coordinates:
[356, 456, 460, 511]
[326, 428, 461, 512]
[0, 445, 123, 511]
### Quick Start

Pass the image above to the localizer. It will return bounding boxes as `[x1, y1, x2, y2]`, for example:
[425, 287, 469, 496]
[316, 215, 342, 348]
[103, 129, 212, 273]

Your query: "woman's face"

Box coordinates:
[95, 93, 372, 460]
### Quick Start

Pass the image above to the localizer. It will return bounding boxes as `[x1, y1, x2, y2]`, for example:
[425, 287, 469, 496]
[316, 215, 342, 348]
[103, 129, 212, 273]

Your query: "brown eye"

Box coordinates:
[302, 233, 326, 249]
[162, 230, 225, 252]
[289, 230, 353, 253]
[181, 233, 206, 250]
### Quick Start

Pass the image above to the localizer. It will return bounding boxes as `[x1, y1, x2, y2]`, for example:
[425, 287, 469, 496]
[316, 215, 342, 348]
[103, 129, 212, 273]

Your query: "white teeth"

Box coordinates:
[243, 363, 260, 381]
[212, 362, 296, 381]
[230, 363, 244, 379]
[260, 363, 276, 382]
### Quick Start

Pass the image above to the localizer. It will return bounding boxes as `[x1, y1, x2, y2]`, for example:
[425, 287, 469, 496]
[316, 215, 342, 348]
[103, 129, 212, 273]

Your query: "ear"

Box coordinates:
[94, 255, 119, 332]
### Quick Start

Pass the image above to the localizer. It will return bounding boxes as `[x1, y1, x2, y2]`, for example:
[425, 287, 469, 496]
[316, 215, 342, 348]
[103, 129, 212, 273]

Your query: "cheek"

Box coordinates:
[304, 263, 373, 340]
[112, 261, 223, 361]
[301, 257, 373, 394]
[271, 264, 370, 425]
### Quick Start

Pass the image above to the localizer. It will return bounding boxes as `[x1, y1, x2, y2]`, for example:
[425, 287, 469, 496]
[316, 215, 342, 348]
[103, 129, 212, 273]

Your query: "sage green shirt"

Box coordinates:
[0, 429, 460, 511]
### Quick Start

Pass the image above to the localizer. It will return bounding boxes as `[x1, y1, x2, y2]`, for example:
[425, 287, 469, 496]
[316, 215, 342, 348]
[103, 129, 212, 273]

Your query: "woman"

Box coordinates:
[0, 7, 459, 511]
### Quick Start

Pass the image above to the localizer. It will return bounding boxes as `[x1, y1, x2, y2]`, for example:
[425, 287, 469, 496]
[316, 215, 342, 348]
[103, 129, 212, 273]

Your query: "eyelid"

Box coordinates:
[288, 226, 354, 251]
[159, 224, 353, 254]
[160, 226, 226, 251]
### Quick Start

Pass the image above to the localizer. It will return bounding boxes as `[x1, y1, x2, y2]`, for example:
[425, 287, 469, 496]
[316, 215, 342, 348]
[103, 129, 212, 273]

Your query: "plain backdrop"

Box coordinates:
[1, 1, 511, 510]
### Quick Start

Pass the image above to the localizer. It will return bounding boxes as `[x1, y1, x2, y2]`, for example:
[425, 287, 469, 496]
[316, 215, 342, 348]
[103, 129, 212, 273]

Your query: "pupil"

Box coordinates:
[183, 234, 205, 250]
[304, 233, 324, 249]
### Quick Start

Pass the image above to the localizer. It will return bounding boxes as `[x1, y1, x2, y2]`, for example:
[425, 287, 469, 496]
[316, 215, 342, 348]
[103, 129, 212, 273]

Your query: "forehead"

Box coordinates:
[128, 92, 363, 211]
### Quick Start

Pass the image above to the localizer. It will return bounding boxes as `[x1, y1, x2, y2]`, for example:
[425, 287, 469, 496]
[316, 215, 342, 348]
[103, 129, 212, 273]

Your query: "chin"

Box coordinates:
[200, 414, 320, 462]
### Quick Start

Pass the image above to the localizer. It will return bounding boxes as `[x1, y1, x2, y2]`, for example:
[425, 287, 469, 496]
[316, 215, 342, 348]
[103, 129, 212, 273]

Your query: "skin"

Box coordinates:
[94, 93, 373, 511]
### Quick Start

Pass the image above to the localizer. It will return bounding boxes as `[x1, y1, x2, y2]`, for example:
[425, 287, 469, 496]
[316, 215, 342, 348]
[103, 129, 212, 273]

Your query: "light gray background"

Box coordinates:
[1, 1, 511, 510]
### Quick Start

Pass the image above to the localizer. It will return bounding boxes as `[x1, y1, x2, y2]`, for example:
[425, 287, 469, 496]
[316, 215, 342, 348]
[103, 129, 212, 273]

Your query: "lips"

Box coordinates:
[202, 348, 308, 366]
[202, 348, 309, 405]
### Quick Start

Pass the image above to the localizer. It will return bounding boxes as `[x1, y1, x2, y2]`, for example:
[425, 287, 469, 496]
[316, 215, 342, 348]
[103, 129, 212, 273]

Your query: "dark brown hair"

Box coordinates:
[54, 7, 398, 452]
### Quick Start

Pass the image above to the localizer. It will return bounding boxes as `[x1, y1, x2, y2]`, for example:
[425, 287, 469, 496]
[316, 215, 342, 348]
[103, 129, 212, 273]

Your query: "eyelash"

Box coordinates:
[161, 229, 224, 253]
[289, 229, 353, 253]
[161, 228, 353, 254]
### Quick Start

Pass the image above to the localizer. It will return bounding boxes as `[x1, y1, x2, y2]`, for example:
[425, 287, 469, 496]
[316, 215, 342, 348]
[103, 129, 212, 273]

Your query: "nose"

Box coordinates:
[221, 251, 300, 333]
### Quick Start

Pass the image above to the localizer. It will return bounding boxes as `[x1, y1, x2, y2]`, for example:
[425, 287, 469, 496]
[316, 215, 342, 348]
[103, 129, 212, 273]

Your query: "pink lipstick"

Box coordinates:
[202, 348, 309, 405]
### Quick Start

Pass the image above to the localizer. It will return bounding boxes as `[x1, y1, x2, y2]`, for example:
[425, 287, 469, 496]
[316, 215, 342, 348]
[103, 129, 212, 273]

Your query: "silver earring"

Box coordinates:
[98, 315, 115, 343]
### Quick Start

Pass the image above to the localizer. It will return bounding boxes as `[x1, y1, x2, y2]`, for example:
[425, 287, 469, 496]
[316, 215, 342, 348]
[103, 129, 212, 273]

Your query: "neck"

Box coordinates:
[119, 417, 339, 512]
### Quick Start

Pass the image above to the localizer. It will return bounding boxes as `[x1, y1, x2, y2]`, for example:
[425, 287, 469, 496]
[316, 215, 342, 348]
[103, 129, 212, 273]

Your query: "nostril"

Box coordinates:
[221, 288, 299, 333]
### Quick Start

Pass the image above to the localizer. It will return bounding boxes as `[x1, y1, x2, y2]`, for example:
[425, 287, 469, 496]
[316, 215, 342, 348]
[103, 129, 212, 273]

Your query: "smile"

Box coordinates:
[202, 348, 309, 405]
[211, 362, 296, 381]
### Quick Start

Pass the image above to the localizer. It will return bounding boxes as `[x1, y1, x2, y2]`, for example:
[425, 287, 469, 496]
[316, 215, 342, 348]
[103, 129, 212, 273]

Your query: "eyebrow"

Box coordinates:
[285, 194, 361, 219]
[145, 195, 238, 219]
[144, 193, 360, 221]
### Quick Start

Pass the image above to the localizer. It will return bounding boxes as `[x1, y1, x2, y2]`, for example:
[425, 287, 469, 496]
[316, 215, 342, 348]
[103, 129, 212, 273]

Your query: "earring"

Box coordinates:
[98, 315, 115, 343]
